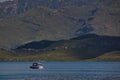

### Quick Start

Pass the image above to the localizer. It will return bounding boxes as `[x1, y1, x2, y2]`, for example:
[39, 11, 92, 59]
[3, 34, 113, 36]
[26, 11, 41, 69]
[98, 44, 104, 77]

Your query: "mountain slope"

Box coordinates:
[0, 0, 120, 49]
[0, 34, 120, 61]
[0, 0, 101, 18]
[60, 1, 120, 36]
[16, 34, 120, 60]
[44, 35, 120, 59]
[90, 51, 120, 61]
[0, 7, 80, 49]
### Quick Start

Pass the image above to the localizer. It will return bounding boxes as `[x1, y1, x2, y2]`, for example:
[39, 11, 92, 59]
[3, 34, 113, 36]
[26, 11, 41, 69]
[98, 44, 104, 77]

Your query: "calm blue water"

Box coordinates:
[0, 62, 120, 80]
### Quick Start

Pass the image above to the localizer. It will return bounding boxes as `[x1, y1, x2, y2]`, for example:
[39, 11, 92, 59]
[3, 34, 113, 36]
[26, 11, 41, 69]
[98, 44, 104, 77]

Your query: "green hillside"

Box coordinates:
[44, 35, 120, 58]
[0, 34, 119, 62]
[0, 49, 13, 61]
[89, 51, 120, 61]
[0, 50, 120, 62]
[0, 49, 80, 61]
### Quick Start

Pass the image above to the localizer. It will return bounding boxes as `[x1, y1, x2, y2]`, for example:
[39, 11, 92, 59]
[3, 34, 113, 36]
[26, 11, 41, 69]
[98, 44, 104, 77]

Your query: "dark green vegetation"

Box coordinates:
[0, 0, 120, 61]
[0, 34, 120, 61]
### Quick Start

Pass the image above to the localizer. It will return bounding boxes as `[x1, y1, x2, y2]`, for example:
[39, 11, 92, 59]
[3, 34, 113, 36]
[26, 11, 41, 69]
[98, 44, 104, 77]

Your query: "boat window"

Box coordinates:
[33, 63, 38, 66]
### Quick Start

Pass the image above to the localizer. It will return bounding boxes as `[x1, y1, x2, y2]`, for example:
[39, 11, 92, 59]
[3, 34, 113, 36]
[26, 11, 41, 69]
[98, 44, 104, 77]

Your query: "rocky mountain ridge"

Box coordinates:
[0, 0, 101, 18]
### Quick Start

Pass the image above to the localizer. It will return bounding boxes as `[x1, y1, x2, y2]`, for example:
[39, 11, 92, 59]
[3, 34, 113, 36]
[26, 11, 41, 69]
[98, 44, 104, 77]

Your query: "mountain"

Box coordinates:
[0, 7, 81, 49]
[15, 34, 120, 60]
[0, 0, 101, 18]
[0, 0, 120, 49]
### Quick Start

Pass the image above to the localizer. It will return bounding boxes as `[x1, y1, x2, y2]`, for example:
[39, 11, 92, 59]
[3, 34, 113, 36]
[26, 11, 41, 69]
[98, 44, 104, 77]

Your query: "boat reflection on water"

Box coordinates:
[30, 62, 44, 69]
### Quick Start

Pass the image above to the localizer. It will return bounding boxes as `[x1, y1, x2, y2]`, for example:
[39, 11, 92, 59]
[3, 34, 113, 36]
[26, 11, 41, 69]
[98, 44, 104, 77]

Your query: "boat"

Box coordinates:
[30, 62, 44, 69]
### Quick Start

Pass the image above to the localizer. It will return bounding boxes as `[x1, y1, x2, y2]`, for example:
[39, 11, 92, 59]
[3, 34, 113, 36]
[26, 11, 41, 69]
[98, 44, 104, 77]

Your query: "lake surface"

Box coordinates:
[0, 62, 120, 80]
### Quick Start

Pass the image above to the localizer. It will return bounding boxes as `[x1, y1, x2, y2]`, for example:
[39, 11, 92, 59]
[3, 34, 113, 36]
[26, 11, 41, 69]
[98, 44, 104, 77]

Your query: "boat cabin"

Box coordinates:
[30, 62, 44, 69]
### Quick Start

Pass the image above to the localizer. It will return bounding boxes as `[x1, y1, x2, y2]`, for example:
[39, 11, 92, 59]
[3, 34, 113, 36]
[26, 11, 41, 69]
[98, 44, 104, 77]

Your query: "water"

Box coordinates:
[0, 62, 120, 80]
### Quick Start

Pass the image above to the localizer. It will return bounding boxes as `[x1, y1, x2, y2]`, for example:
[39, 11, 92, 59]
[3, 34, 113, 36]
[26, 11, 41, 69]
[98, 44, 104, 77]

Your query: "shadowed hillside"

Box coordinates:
[12, 34, 120, 61]
[0, 34, 120, 61]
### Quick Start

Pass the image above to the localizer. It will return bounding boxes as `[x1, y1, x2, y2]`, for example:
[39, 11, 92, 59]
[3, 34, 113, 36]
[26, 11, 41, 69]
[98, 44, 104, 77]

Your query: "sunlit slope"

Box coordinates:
[0, 7, 80, 49]
[90, 51, 120, 61]
[0, 50, 120, 62]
